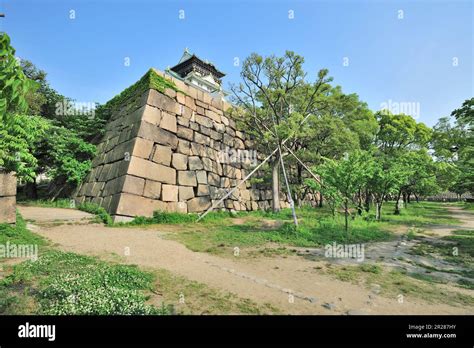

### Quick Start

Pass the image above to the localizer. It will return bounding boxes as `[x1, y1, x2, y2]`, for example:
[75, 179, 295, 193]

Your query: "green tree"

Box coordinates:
[310, 150, 375, 231]
[369, 155, 407, 221]
[394, 149, 440, 213]
[431, 102, 474, 196]
[451, 98, 474, 195]
[17, 59, 100, 199]
[289, 86, 377, 207]
[231, 51, 332, 212]
[0, 33, 47, 181]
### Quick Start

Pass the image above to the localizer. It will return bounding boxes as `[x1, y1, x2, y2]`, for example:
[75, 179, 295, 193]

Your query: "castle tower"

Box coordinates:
[166, 48, 228, 100]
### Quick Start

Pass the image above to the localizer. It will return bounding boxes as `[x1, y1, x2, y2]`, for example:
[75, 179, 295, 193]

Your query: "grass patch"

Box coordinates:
[462, 202, 474, 212]
[0, 250, 169, 315]
[380, 201, 460, 226]
[0, 212, 46, 247]
[117, 210, 236, 226]
[411, 230, 474, 267]
[76, 202, 113, 225]
[17, 198, 73, 209]
[101, 68, 185, 117]
[326, 264, 473, 306]
[169, 212, 393, 255]
[162, 202, 460, 256]
[408, 230, 473, 290]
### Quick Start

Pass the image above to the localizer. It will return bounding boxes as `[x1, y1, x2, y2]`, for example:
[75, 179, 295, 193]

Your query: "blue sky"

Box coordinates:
[1, 0, 472, 126]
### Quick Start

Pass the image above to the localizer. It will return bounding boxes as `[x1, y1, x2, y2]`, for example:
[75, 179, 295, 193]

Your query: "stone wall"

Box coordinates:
[0, 171, 17, 224]
[75, 69, 289, 221]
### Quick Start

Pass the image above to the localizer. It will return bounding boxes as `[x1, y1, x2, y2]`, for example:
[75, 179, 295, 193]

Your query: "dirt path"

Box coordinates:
[421, 206, 474, 237]
[18, 205, 473, 315]
[19, 206, 94, 225]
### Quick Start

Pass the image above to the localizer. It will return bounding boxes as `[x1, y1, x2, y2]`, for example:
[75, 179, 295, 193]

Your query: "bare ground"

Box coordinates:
[18, 205, 474, 315]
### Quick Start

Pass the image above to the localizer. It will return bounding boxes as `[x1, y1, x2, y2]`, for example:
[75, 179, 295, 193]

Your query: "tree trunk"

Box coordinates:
[344, 200, 349, 232]
[375, 202, 383, 221]
[394, 189, 402, 215]
[402, 192, 407, 204]
[414, 193, 419, 203]
[407, 193, 411, 204]
[364, 188, 371, 212]
[271, 158, 280, 212]
[357, 189, 362, 215]
[318, 192, 323, 208]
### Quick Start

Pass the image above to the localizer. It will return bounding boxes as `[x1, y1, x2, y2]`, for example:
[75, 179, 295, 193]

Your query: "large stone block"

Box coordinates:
[190, 143, 206, 157]
[132, 137, 154, 159]
[152, 144, 172, 166]
[160, 112, 177, 133]
[172, 153, 188, 170]
[196, 170, 207, 184]
[188, 156, 203, 170]
[0, 196, 16, 224]
[205, 109, 221, 123]
[177, 116, 190, 127]
[138, 121, 178, 149]
[0, 171, 17, 197]
[208, 172, 220, 186]
[177, 126, 194, 141]
[176, 92, 186, 105]
[197, 184, 210, 196]
[240, 189, 251, 201]
[115, 193, 167, 217]
[202, 157, 213, 172]
[179, 186, 194, 201]
[162, 184, 179, 202]
[147, 89, 180, 114]
[166, 201, 188, 213]
[177, 139, 191, 155]
[209, 186, 225, 200]
[187, 196, 211, 213]
[141, 105, 162, 126]
[177, 171, 197, 187]
[194, 132, 211, 146]
[195, 115, 213, 128]
[127, 156, 176, 184]
[122, 175, 145, 196]
[143, 180, 161, 199]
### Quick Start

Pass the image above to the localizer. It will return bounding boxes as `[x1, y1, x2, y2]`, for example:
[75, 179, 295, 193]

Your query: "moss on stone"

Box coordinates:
[102, 69, 183, 113]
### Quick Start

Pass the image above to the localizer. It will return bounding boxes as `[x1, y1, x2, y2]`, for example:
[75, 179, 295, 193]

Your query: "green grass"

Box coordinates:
[409, 229, 474, 289]
[379, 201, 460, 226]
[0, 215, 279, 315]
[102, 68, 185, 115]
[0, 212, 46, 247]
[18, 198, 74, 209]
[76, 202, 113, 225]
[326, 264, 473, 306]
[168, 211, 394, 255]
[462, 202, 474, 212]
[0, 250, 169, 315]
[117, 210, 237, 226]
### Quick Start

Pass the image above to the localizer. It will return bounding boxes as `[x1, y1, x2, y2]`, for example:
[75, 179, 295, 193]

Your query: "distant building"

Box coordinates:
[165, 48, 228, 100]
